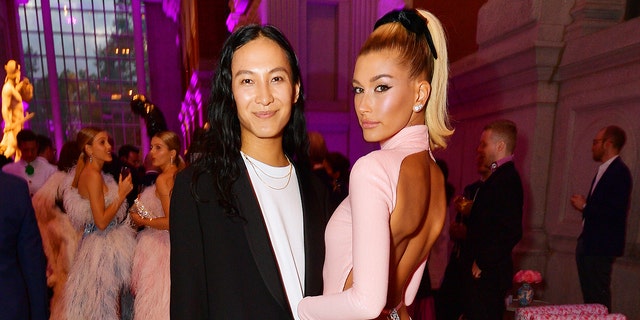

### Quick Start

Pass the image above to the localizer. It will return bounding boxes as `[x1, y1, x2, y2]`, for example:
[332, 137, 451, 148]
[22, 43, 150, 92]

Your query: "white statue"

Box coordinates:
[1, 60, 34, 160]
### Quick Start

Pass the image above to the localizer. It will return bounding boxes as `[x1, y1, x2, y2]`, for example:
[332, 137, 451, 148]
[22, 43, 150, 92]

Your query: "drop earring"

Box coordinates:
[413, 104, 424, 112]
[89, 154, 93, 163]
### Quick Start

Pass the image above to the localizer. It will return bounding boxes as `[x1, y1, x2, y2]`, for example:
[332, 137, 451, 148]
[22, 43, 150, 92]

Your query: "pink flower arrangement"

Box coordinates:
[513, 270, 542, 284]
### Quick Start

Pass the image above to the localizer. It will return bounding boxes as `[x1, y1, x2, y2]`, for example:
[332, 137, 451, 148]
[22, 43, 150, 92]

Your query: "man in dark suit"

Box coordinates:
[170, 25, 333, 319]
[570, 125, 632, 312]
[461, 119, 524, 320]
[170, 161, 331, 319]
[0, 171, 48, 319]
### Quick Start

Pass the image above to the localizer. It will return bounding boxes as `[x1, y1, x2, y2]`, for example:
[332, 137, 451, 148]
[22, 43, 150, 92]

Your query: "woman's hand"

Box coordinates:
[118, 173, 134, 200]
[129, 210, 145, 228]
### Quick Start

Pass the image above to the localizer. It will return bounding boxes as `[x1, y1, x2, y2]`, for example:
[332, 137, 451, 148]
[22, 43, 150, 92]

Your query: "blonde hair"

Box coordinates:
[359, 8, 453, 150]
[71, 127, 105, 188]
[153, 130, 185, 170]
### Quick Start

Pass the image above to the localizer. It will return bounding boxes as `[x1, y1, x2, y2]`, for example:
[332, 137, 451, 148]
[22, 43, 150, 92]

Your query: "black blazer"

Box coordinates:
[461, 161, 523, 290]
[579, 156, 632, 256]
[170, 159, 331, 319]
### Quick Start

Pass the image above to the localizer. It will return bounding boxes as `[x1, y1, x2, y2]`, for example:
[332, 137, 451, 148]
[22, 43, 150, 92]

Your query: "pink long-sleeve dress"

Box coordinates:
[298, 125, 431, 320]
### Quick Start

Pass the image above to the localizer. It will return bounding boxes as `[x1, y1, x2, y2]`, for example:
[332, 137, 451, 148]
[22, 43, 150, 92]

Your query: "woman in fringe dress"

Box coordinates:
[130, 131, 183, 319]
[61, 127, 135, 319]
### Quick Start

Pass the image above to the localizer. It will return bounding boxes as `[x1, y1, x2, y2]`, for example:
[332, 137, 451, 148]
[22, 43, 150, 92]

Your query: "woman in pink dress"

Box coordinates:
[130, 131, 184, 320]
[298, 8, 453, 320]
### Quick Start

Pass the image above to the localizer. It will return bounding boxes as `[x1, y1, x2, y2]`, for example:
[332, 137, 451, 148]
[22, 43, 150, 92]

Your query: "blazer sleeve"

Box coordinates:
[18, 179, 49, 320]
[170, 169, 208, 319]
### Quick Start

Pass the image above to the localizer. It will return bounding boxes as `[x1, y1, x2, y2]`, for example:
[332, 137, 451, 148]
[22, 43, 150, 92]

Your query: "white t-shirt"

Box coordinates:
[241, 152, 305, 319]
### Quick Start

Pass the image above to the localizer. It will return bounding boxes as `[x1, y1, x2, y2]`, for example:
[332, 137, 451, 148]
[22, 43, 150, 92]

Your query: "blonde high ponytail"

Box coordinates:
[416, 9, 454, 150]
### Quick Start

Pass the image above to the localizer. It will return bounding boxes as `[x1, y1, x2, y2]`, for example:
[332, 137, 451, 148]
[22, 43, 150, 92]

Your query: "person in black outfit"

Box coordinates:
[169, 24, 332, 319]
[435, 153, 489, 320]
[460, 119, 523, 320]
[570, 125, 632, 312]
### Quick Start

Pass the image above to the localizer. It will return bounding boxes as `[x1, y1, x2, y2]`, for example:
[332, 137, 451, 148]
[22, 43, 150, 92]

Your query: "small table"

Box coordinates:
[504, 300, 550, 320]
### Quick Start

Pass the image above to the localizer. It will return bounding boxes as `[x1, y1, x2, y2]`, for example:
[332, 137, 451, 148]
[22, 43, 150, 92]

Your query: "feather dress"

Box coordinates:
[131, 184, 170, 320]
[61, 171, 136, 320]
[31, 171, 81, 319]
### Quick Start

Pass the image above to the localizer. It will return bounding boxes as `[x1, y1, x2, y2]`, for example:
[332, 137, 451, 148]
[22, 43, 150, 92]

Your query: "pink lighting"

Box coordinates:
[66, 16, 77, 25]
[162, 0, 180, 22]
[226, 0, 250, 32]
[179, 71, 210, 150]
[377, 0, 406, 18]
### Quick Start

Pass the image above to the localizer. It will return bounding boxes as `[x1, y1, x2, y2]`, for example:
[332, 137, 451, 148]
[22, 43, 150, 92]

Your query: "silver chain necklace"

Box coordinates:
[241, 151, 293, 190]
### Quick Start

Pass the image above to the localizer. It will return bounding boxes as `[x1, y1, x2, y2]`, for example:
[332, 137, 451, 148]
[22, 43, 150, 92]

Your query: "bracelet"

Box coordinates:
[132, 198, 156, 220]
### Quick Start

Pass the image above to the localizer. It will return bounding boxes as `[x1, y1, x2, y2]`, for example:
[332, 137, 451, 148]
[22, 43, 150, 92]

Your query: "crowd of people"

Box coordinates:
[1, 6, 632, 320]
[0, 126, 184, 320]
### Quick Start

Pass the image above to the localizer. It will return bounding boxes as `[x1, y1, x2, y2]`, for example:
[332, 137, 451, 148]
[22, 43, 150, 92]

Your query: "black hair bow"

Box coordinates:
[374, 8, 438, 60]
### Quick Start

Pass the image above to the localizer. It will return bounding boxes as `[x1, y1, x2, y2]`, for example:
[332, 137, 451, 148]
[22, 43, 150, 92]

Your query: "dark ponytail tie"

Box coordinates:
[374, 8, 438, 60]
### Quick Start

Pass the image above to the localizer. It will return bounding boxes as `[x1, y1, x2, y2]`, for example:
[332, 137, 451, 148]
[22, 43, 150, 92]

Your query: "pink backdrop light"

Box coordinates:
[226, 0, 250, 32]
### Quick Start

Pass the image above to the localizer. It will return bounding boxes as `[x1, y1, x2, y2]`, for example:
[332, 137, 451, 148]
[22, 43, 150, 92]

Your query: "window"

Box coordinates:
[19, 0, 147, 147]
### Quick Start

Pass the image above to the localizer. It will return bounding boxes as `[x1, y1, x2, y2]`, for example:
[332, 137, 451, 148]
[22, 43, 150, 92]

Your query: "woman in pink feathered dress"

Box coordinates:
[130, 131, 183, 320]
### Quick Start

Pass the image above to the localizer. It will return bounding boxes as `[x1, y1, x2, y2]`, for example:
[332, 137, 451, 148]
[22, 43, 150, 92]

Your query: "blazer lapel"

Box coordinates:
[234, 161, 289, 314]
[297, 165, 326, 296]
[589, 157, 620, 200]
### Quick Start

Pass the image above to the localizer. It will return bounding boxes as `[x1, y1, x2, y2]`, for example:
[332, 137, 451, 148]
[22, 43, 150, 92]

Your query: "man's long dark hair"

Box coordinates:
[190, 24, 310, 218]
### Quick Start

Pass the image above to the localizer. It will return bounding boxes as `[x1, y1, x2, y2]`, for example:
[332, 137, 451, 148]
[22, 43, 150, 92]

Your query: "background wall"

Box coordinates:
[437, 0, 640, 318]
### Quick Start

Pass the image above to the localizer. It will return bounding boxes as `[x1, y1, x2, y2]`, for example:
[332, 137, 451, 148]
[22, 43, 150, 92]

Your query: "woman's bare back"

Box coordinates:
[343, 150, 447, 319]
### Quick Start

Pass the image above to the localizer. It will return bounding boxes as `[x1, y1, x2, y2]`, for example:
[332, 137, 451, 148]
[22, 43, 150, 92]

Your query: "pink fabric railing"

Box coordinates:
[515, 303, 625, 320]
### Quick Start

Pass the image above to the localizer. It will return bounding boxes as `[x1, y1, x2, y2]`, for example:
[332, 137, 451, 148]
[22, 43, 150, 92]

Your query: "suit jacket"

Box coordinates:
[579, 156, 632, 256]
[170, 159, 331, 319]
[0, 171, 48, 320]
[461, 161, 523, 290]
